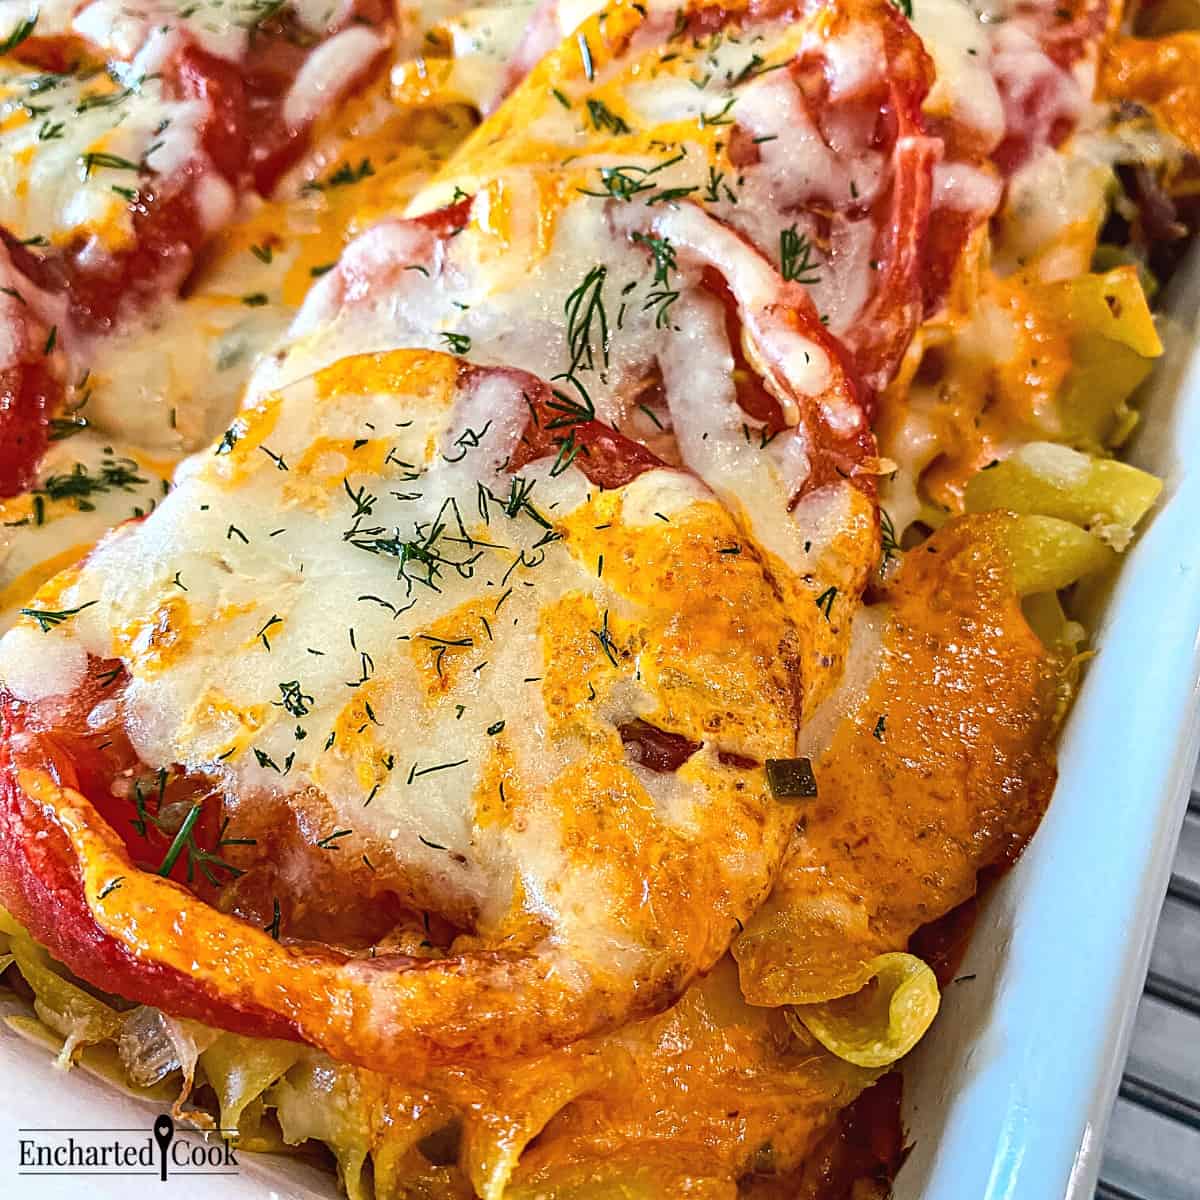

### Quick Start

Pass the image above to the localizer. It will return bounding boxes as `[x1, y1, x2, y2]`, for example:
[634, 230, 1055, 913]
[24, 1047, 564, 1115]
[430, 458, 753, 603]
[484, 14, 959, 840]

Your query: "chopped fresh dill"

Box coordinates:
[586, 97, 631, 135]
[35, 453, 146, 511]
[0, 13, 37, 54]
[20, 600, 97, 632]
[780, 225, 822, 285]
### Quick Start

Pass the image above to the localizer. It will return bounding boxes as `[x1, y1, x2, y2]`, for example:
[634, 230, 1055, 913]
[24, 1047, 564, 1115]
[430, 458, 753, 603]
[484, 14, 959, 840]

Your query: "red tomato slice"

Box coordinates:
[0, 658, 301, 1038]
[508, 372, 668, 489]
[507, 0, 938, 396]
[0, 242, 67, 496]
[6, 44, 248, 336]
[730, 0, 938, 395]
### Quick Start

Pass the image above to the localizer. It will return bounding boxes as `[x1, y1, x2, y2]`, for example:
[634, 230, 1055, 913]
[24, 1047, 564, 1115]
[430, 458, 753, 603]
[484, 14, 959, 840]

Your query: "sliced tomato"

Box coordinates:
[696, 263, 876, 500]
[0, 0, 390, 324]
[0, 681, 303, 1041]
[753, 0, 937, 395]
[0, 358, 63, 498]
[0, 243, 66, 496]
[0, 40, 245, 334]
[239, 5, 389, 193]
[510, 0, 937, 396]
[508, 373, 668, 489]
[0, 4, 389, 493]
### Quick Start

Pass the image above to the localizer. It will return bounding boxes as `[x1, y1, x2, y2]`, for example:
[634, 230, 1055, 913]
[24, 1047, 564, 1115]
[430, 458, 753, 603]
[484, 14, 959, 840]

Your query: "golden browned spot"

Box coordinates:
[411, 596, 500, 698]
[1101, 33, 1200, 156]
[327, 685, 394, 794]
[555, 492, 802, 759]
[114, 594, 194, 675]
[209, 396, 284, 487]
[0, 544, 94, 619]
[187, 688, 269, 763]
[313, 349, 460, 407]
[470, 740, 522, 831]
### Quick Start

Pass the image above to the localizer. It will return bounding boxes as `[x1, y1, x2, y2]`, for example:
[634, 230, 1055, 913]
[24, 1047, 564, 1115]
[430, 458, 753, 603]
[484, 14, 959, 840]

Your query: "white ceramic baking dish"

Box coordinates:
[895, 250, 1200, 1200]
[2, 270, 1199, 1200]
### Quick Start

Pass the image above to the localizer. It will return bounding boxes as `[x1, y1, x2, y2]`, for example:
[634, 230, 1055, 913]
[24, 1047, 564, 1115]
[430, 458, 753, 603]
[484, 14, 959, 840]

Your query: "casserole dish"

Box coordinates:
[897, 248, 1200, 1200]
[1, 0, 1199, 1192]
[2, 258, 1198, 1200]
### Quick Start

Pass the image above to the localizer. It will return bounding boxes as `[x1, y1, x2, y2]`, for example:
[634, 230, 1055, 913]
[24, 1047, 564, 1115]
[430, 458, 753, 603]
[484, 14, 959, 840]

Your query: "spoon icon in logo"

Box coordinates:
[153, 1114, 175, 1181]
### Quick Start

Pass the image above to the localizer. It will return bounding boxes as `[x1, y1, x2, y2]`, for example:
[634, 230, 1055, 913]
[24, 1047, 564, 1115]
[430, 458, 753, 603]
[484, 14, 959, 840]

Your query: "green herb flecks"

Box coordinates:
[35, 453, 147, 512]
[780, 226, 822, 285]
[586, 98, 631, 135]
[0, 13, 37, 55]
[20, 600, 97, 632]
[274, 679, 314, 718]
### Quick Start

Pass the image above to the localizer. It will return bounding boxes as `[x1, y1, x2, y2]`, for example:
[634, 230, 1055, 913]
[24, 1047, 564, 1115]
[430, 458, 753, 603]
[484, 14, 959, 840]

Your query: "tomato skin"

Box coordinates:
[0, 359, 61, 499]
[0, 40, 247, 334]
[0, 683, 303, 1041]
[412, 198, 474, 239]
[501, 371, 668, 490]
[69, 46, 248, 334]
[696, 264, 877, 504]
[240, 11, 388, 195]
[690, 0, 936, 394]
[174, 45, 249, 186]
[785, 0, 936, 395]
[0, 17, 388, 332]
[0, 240, 65, 497]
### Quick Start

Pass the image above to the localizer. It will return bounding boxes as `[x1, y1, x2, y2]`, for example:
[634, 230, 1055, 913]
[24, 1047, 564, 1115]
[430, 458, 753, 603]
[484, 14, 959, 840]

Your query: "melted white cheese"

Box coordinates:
[0, 432, 172, 629]
[284, 27, 388, 130]
[81, 297, 292, 453]
[391, 0, 538, 112]
[0, 0, 354, 65]
[257, 186, 857, 585]
[11, 356, 769, 935]
[0, 42, 213, 248]
[997, 119, 1179, 279]
[910, 0, 1004, 147]
[0, 621, 88, 698]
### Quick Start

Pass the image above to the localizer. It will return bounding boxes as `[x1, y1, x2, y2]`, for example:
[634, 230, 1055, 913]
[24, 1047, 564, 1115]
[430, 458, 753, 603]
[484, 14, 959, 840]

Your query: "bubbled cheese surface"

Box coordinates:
[27, 350, 801, 945]
[0, 47, 218, 249]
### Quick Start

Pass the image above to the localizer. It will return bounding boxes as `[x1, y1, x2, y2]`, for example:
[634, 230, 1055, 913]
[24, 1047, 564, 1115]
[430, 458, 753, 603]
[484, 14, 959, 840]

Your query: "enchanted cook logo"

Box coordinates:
[17, 1114, 239, 1182]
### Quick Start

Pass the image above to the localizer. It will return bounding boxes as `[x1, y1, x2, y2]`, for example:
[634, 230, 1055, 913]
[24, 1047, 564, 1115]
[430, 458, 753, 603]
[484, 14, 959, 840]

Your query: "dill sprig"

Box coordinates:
[147, 784, 249, 887]
[631, 231, 676, 285]
[586, 98, 631, 135]
[20, 600, 97, 632]
[780, 226, 822, 285]
[578, 150, 687, 204]
[79, 151, 140, 179]
[591, 609, 619, 667]
[879, 509, 899, 567]
[644, 288, 679, 329]
[347, 498, 482, 594]
[274, 679, 314, 717]
[545, 388, 595, 430]
[35, 454, 147, 511]
[564, 265, 609, 374]
[0, 13, 37, 55]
